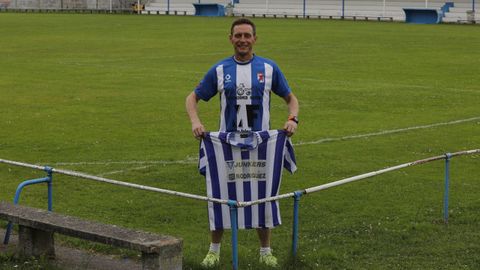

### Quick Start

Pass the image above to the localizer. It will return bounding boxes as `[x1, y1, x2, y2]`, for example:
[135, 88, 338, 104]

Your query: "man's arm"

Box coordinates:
[186, 92, 205, 139]
[282, 93, 299, 137]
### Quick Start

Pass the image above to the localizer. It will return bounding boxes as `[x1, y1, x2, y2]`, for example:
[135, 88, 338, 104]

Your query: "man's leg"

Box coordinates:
[257, 228, 278, 267]
[201, 229, 223, 268]
[256, 228, 271, 247]
[211, 229, 224, 244]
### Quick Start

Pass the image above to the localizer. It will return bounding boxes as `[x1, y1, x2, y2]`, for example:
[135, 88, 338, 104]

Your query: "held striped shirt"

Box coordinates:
[199, 130, 296, 231]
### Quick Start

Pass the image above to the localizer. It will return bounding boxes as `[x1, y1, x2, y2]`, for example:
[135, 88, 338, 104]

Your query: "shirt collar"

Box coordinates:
[233, 54, 255, 65]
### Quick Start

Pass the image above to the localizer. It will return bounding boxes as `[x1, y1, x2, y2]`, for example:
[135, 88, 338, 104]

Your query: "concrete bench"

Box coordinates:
[0, 202, 182, 270]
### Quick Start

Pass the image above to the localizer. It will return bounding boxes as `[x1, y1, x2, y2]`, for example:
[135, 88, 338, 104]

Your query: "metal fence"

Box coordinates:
[0, 0, 139, 11]
[1, 148, 479, 269]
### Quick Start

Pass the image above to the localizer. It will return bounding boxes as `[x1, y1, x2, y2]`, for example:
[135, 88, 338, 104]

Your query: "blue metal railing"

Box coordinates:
[3, 166, 53, 244]
[291, 190, 303, 258]
[228, 200, 239, 270]
[1, 149, 479, 269]
[443, 153, 452, 223]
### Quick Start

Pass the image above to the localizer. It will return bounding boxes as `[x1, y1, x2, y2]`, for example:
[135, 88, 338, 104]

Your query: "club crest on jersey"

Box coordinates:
[257, 72, 264, 83]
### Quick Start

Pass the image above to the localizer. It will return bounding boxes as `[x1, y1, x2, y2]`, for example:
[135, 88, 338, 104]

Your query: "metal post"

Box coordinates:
[3, 167, 53, 245]
[303, 0, 306, 18]
[443, 153, 452, 224]
[228, 200, 239, 270]
[382, 0, 386, 17]
[45, 166, 53, 211]
[292, 191, 303, 258]
[342, 0, 345, 18]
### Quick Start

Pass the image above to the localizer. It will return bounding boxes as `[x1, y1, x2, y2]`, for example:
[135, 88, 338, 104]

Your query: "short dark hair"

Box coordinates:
[230, 18, 256, 36]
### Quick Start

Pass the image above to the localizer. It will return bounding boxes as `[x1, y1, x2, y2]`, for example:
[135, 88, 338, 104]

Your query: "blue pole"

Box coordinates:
[443, 153, 452, 224]
[3, 173, 52, 244]
[228, 200, 239, 270]
[45, 166, 53, 211]
[292, 191, 303, 258]
[303, 0, 306, 18]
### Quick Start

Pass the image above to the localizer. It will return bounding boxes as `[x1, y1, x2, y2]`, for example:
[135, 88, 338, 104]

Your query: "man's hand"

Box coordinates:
[284, 120, 297, 137]
[192, 122, 206, 140]
[282, 93, 299, 137]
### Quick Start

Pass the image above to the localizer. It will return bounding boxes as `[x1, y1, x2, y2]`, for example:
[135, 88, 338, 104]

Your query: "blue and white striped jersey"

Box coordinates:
[199, 130, 296, 231]
[194, 55, 291, 132]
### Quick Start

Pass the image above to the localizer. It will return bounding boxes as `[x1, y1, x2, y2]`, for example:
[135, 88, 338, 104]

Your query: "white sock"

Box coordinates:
[209, 243, 221, 254]
[259, 247, 271, 256]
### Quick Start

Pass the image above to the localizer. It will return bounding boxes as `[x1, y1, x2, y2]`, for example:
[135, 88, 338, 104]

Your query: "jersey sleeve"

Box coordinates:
[283, 138, 297, 174]
[271, 63, 292, 98]
[194, 66, 218, 101]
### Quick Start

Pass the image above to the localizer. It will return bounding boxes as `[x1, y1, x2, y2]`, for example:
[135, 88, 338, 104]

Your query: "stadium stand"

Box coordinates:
[142, 0, 478, 23]
[144, 0, 227, 15]
[442, 1, 479, 22]
[1, 0, 477, 23]
[2, 0, 130, 11]
[232, 0, 454, 21]
[0, 0, 10, 8]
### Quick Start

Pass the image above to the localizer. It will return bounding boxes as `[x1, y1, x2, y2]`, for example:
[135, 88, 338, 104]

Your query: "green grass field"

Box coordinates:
[0, 13, 480, 269]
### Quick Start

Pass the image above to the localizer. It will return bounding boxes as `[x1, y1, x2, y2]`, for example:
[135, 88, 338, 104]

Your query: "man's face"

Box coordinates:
[230, 24, 256, 58]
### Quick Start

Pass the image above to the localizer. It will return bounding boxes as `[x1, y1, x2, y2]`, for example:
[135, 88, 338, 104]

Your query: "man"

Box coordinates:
[185, 18, 299, 268]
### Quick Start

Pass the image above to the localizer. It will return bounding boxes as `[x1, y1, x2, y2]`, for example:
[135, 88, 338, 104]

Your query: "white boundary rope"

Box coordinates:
[239, 149, 480, 207]
[1, 149, 479, 208]
[0, 159, 229, 205]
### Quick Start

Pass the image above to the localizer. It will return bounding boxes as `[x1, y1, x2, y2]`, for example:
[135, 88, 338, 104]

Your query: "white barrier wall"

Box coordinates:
[229, 0, 475, 21]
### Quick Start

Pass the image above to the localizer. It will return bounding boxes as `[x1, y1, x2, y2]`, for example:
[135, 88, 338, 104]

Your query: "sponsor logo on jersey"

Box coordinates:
[236, 83, 252, 99]
[225, 74, 232, 84]
[225, 160, 267, 181]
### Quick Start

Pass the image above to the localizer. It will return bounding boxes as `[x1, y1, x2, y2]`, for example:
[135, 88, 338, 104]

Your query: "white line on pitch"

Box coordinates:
[51, 116, 479, 166]
[295, 116, 480, 146]
[299, 78, 480, 93]
[98, 165, 153, 177]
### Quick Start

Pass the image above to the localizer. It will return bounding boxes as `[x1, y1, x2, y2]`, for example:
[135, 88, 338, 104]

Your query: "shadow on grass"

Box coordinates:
[0, 252, 62, 270]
